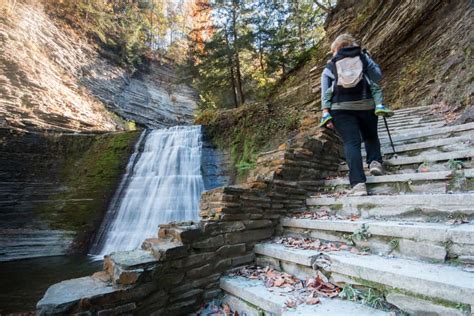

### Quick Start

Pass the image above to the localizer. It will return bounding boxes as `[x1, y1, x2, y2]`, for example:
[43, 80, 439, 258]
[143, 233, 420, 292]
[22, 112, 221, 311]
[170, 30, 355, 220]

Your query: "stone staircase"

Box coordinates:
[220, 106, 474, 315]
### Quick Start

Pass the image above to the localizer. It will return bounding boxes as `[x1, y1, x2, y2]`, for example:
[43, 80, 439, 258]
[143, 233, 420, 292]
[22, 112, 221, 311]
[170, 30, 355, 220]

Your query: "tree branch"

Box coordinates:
[314, 1, 330, 14]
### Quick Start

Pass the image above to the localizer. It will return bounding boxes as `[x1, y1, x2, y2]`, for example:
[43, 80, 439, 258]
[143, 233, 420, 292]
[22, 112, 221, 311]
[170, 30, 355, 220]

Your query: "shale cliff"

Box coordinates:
[0, 2, 197, 132]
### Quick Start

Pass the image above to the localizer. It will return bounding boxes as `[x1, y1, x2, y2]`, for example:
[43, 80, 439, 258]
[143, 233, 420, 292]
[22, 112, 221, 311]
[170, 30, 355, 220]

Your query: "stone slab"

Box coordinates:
[281, 218, 468, 244]
[254, 243, 320, 267]
[378, 122, 474, 145]
[306, 193, 474, 218]
[316, 169, 474, 187]
[376, 133, 474, 155]
[106, 249, 159, 270]
[386, 292, 466, 316]
[37, 276, 120, 315]
[325, 252, 474, 306]
[397, 239, 447, 261]
[384, 149, 474, 166]
[220, 276, 389, 316]
[255, 243, 474, 305]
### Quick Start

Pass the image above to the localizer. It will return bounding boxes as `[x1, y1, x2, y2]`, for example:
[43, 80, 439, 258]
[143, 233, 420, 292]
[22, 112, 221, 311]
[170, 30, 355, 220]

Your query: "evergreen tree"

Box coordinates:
[188, 0, 334, 110]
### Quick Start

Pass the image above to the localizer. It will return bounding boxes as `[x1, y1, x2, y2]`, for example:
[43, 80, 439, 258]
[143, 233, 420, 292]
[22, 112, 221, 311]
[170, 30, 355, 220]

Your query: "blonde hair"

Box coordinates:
[331, 33, 358, 54]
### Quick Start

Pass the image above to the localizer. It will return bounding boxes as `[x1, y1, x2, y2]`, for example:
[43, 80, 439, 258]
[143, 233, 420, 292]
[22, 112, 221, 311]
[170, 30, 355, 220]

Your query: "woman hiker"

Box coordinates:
[319, 33, 393, 196]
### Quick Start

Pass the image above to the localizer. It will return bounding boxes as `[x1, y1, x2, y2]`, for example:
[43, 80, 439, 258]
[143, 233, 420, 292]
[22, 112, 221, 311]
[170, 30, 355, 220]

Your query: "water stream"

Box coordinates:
[90, 126, 205, 256]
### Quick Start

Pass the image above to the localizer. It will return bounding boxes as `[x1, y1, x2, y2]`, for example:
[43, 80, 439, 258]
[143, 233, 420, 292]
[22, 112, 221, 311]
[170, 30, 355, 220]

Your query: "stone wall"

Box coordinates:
[0, 128, 140, 261]
[36, 123, 341, 315]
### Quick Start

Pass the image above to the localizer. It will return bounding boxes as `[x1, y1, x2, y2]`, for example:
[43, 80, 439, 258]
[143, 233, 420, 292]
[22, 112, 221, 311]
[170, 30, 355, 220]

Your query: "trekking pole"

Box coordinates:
[383, 116, 397, 156]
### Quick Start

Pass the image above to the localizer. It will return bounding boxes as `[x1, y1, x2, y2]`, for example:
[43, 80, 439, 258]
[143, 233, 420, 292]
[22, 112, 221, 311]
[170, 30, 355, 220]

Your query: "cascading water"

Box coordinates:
[90, 126, 205, 256]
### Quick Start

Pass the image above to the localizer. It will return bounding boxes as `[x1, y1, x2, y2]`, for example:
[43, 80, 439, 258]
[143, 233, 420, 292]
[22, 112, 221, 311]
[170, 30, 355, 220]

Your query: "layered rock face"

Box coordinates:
[0, 2, 197, 132]
[0, 129, 139, 261]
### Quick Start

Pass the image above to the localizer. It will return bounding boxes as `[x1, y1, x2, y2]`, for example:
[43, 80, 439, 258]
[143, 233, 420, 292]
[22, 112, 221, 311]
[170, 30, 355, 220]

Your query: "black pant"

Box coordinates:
[332, 109, 383, 186]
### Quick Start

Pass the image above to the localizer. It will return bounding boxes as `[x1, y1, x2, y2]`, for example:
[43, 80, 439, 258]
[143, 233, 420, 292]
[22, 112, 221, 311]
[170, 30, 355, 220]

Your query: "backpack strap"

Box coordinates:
[326, 62, 339, 103]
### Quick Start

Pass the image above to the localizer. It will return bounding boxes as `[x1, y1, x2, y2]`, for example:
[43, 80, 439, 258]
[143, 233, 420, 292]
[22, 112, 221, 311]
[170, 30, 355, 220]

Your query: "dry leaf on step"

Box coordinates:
[285, 299, 297, 308]
[306, 296, 320, 305]
[274, 278, 285, 287]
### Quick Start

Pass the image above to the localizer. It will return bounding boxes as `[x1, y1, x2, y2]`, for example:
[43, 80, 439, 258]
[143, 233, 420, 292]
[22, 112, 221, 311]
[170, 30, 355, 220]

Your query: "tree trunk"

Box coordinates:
[231, 0, 245, 106]
[225, 31, 239, 108]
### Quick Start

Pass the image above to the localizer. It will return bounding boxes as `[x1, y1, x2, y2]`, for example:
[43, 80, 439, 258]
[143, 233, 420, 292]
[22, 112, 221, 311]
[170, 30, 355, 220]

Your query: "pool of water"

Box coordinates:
[0, 256, 102, 314]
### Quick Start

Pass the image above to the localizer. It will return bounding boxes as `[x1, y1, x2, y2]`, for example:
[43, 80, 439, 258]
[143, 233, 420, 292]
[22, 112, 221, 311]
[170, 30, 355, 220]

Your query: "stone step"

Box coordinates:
[220, 276, 390, 315]
[376, 122, 474, 146]
[314, 169, 474, 195]
[365, 133, 474, 156]
[377, 122, 446, 134]
[254, 243, 474, 310]
[380, 116, 442, 126]
[390, 105, 432, 113]
[280, 217, 474, 261]
[339, 149, 474, 174]
[377, 116, 444, 126]
[306, 193, 474, 220]
[385, 115, 441, 124]
[390, 106, 437, 117]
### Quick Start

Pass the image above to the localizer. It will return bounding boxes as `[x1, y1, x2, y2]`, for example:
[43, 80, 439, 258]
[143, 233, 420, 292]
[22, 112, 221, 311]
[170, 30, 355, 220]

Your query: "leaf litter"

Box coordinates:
[274, 236, 356, 253]
[291, 209, 360, 221]
[226, 265, 341, 311]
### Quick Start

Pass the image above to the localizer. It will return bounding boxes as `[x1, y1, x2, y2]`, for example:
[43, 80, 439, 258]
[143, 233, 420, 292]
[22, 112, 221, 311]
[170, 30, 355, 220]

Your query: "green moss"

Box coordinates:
[343, 275, 469, 311]
[36, 131, 140, 249]
[331, 203, 344, 211]
[388, 238, 400, 252]
[357, 203, 377, 211]
[393, 181, 413, 193]
[197, 102, 301, 177]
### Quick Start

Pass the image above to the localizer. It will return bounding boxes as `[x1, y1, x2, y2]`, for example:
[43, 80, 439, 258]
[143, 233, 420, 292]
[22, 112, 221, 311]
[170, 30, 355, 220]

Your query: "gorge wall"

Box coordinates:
[0, 129, 140, 261]
[0, 2, 197, 132]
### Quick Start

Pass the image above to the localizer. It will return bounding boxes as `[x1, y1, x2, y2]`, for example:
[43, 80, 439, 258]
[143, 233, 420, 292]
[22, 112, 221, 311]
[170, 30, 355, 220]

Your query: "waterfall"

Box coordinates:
[90, 126, 205, 256]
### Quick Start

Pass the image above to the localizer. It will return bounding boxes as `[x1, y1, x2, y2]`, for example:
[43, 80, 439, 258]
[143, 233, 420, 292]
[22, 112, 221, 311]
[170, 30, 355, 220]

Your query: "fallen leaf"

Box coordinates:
[285, 299, 297, 308]
[274, 278, 285, 287]
[306, 296, 320, 305]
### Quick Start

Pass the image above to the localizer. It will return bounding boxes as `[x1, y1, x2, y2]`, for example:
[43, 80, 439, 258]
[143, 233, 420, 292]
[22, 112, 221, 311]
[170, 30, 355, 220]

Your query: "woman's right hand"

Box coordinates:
[322, 109, 334, 129]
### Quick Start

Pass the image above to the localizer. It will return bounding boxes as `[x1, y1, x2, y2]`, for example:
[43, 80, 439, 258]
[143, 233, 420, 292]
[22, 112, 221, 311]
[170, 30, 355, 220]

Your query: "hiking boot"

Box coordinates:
[348, 183, 368, 196]
[374, 104, 394, 117]
[369, 161, 385, 176]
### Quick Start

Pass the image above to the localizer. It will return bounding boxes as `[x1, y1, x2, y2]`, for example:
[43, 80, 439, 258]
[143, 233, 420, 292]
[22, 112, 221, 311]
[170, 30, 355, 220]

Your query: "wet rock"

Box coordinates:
[186, 264, 213, 280]
[192, 235, 225, 249]
[37, 276, 119, 315]
[170, 252, 215, 269]
[216, 244, 246, 258]
[225, 228, 274, 244]
[214, 258, 232, 271]
[104, 249, 159, 284]
[97, 303, 136, 316]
